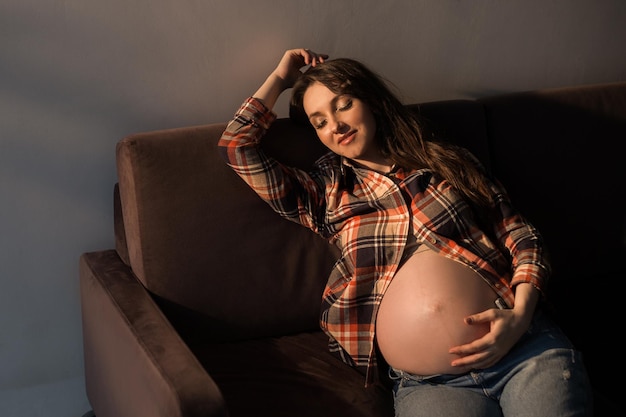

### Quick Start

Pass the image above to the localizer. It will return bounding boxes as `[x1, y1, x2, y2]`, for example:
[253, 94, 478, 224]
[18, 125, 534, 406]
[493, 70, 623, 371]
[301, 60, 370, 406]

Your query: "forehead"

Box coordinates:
[302, 82, 340, 114]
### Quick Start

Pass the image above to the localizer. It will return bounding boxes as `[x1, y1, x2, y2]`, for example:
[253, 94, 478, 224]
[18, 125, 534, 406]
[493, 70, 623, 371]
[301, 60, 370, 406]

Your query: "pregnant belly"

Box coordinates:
[376, 246, 498, 375]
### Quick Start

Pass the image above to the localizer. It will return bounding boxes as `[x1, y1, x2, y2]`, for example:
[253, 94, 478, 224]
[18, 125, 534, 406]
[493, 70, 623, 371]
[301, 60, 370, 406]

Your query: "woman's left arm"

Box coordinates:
[448, 177, 548, 369]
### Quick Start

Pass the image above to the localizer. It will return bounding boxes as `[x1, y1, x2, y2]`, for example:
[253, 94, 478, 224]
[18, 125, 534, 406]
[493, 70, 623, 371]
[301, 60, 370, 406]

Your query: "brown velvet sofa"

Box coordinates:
[80, 81, 626, 417]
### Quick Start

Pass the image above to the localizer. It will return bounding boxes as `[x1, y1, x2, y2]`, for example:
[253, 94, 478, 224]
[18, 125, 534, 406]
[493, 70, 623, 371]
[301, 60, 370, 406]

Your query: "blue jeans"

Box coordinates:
[389, 310, 593, 416]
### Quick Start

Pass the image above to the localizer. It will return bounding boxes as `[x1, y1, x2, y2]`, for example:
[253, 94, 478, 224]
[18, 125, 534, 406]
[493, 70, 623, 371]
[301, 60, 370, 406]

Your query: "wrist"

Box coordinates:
[512, 283, 539, 317]
[253, 73, 289, 110]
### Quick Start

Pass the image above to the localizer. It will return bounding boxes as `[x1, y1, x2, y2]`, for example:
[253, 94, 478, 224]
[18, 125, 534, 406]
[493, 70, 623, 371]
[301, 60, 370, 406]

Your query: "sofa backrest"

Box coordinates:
[115, 121, 335, 341]
[115, 99, 490, 342]
[478, 82, 626, 401]
[479, 82, 626, 292]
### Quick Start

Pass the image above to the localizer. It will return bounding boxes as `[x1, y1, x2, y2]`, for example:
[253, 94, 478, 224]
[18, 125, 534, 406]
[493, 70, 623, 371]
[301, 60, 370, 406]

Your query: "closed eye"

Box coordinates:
[309, 97, 353, 130]
[336, 99, 353, 112]
[313, 119, 327, 129]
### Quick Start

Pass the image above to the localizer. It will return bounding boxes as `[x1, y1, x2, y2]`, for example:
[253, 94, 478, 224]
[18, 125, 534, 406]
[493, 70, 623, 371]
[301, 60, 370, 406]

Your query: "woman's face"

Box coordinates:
[303, 82, 384, 168]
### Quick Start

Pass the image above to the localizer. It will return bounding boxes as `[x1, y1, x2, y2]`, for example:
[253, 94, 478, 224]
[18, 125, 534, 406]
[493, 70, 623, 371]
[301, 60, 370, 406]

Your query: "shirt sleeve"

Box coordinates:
[488, 176, 551, 296]
[217, 97, 327, 234]
[454, 145, 550, 296]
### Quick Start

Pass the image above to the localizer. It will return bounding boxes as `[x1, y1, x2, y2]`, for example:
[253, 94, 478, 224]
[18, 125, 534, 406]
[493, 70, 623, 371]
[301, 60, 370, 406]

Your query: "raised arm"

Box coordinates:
[253, 48, 328, 110]
[217, 48, 330, 236]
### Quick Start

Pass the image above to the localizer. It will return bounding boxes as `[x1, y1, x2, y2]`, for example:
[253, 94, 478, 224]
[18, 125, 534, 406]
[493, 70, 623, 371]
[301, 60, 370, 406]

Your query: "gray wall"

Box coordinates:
[1, 1, 625, 416]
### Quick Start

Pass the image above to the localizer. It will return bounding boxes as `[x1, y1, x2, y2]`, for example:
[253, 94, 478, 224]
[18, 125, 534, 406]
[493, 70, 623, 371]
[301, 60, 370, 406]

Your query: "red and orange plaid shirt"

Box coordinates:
[218, 97, 550, 386]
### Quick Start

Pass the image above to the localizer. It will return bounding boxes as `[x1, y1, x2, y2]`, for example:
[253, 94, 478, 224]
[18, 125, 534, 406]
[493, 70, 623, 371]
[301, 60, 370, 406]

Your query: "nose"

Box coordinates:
[330, 117, 348, 134]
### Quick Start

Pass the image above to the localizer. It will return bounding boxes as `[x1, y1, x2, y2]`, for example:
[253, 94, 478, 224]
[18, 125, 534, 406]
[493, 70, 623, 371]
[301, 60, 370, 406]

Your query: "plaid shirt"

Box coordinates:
[218, 97, 550, 386]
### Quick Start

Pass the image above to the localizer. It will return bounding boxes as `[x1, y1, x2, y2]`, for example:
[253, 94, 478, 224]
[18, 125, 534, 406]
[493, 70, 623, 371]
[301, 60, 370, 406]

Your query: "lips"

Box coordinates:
[338, 130, 357, 146]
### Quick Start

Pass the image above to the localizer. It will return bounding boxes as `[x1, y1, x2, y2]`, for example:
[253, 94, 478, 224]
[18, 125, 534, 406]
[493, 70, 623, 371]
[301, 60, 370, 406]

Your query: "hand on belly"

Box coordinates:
[376, 248, 496, 375]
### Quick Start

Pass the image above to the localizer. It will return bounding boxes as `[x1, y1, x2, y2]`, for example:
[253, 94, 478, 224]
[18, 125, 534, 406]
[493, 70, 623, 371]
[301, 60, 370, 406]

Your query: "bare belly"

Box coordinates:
[376, 246, 497, 375]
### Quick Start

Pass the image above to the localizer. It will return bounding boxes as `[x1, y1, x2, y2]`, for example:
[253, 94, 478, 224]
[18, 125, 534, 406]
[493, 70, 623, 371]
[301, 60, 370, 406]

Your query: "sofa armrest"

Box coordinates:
[79, 250, 228, 417]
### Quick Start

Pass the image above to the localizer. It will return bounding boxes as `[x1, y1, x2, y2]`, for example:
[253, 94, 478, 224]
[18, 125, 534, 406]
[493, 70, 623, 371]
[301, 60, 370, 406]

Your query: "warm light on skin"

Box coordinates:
[302, 82, 393, 173]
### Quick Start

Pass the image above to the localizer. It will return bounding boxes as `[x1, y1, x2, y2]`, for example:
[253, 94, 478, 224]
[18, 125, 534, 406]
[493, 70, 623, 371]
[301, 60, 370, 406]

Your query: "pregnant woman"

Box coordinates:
[218, 48, 593, 416]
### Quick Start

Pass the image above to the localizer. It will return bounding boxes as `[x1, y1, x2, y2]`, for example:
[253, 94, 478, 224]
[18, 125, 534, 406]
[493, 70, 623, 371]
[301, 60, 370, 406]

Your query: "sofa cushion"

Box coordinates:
[189, 331, 394, 417]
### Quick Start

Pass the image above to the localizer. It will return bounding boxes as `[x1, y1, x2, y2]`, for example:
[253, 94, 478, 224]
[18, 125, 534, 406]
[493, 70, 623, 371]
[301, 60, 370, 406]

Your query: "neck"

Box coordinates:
[347, 157, 395, 174]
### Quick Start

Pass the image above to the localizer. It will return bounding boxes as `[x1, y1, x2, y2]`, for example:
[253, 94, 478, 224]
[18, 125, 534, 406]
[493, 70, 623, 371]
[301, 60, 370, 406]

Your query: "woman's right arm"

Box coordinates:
[217, 49, 329, 234]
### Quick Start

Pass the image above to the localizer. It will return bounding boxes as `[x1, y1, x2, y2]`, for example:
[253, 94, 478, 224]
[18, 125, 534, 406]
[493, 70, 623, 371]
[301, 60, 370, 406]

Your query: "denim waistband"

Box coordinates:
[388, 367, 462, 383]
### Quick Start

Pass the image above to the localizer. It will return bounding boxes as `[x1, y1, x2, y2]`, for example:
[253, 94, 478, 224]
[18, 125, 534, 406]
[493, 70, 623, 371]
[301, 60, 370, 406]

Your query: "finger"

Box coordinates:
[449, 334, 492, 355]
[464, 312, 487, 325]
[451, 353, 492, 369]
[302, 49, 328, 67]
[459, 350, 504, 370]
[300, 48, 311, 65]
[464, 307, 498, 325]
[450, 345, 498, 366]
[315, 53, 328, 63]
[301, 48, 317, 66]
[449, 342, 480, 356]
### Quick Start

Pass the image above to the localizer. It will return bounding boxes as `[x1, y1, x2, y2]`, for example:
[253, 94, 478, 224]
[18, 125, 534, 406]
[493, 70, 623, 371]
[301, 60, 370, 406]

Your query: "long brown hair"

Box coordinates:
[290, 58, 495, 210]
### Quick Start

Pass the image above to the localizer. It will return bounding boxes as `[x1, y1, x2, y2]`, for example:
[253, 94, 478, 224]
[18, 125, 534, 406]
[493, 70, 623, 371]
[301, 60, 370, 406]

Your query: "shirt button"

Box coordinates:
[429, 237, 437, 244]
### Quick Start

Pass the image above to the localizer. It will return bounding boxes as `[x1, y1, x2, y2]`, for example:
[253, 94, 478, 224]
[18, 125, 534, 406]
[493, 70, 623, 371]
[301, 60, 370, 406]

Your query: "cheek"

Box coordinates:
[316, 131, 333, 147]
[363, 112, 377, 134]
